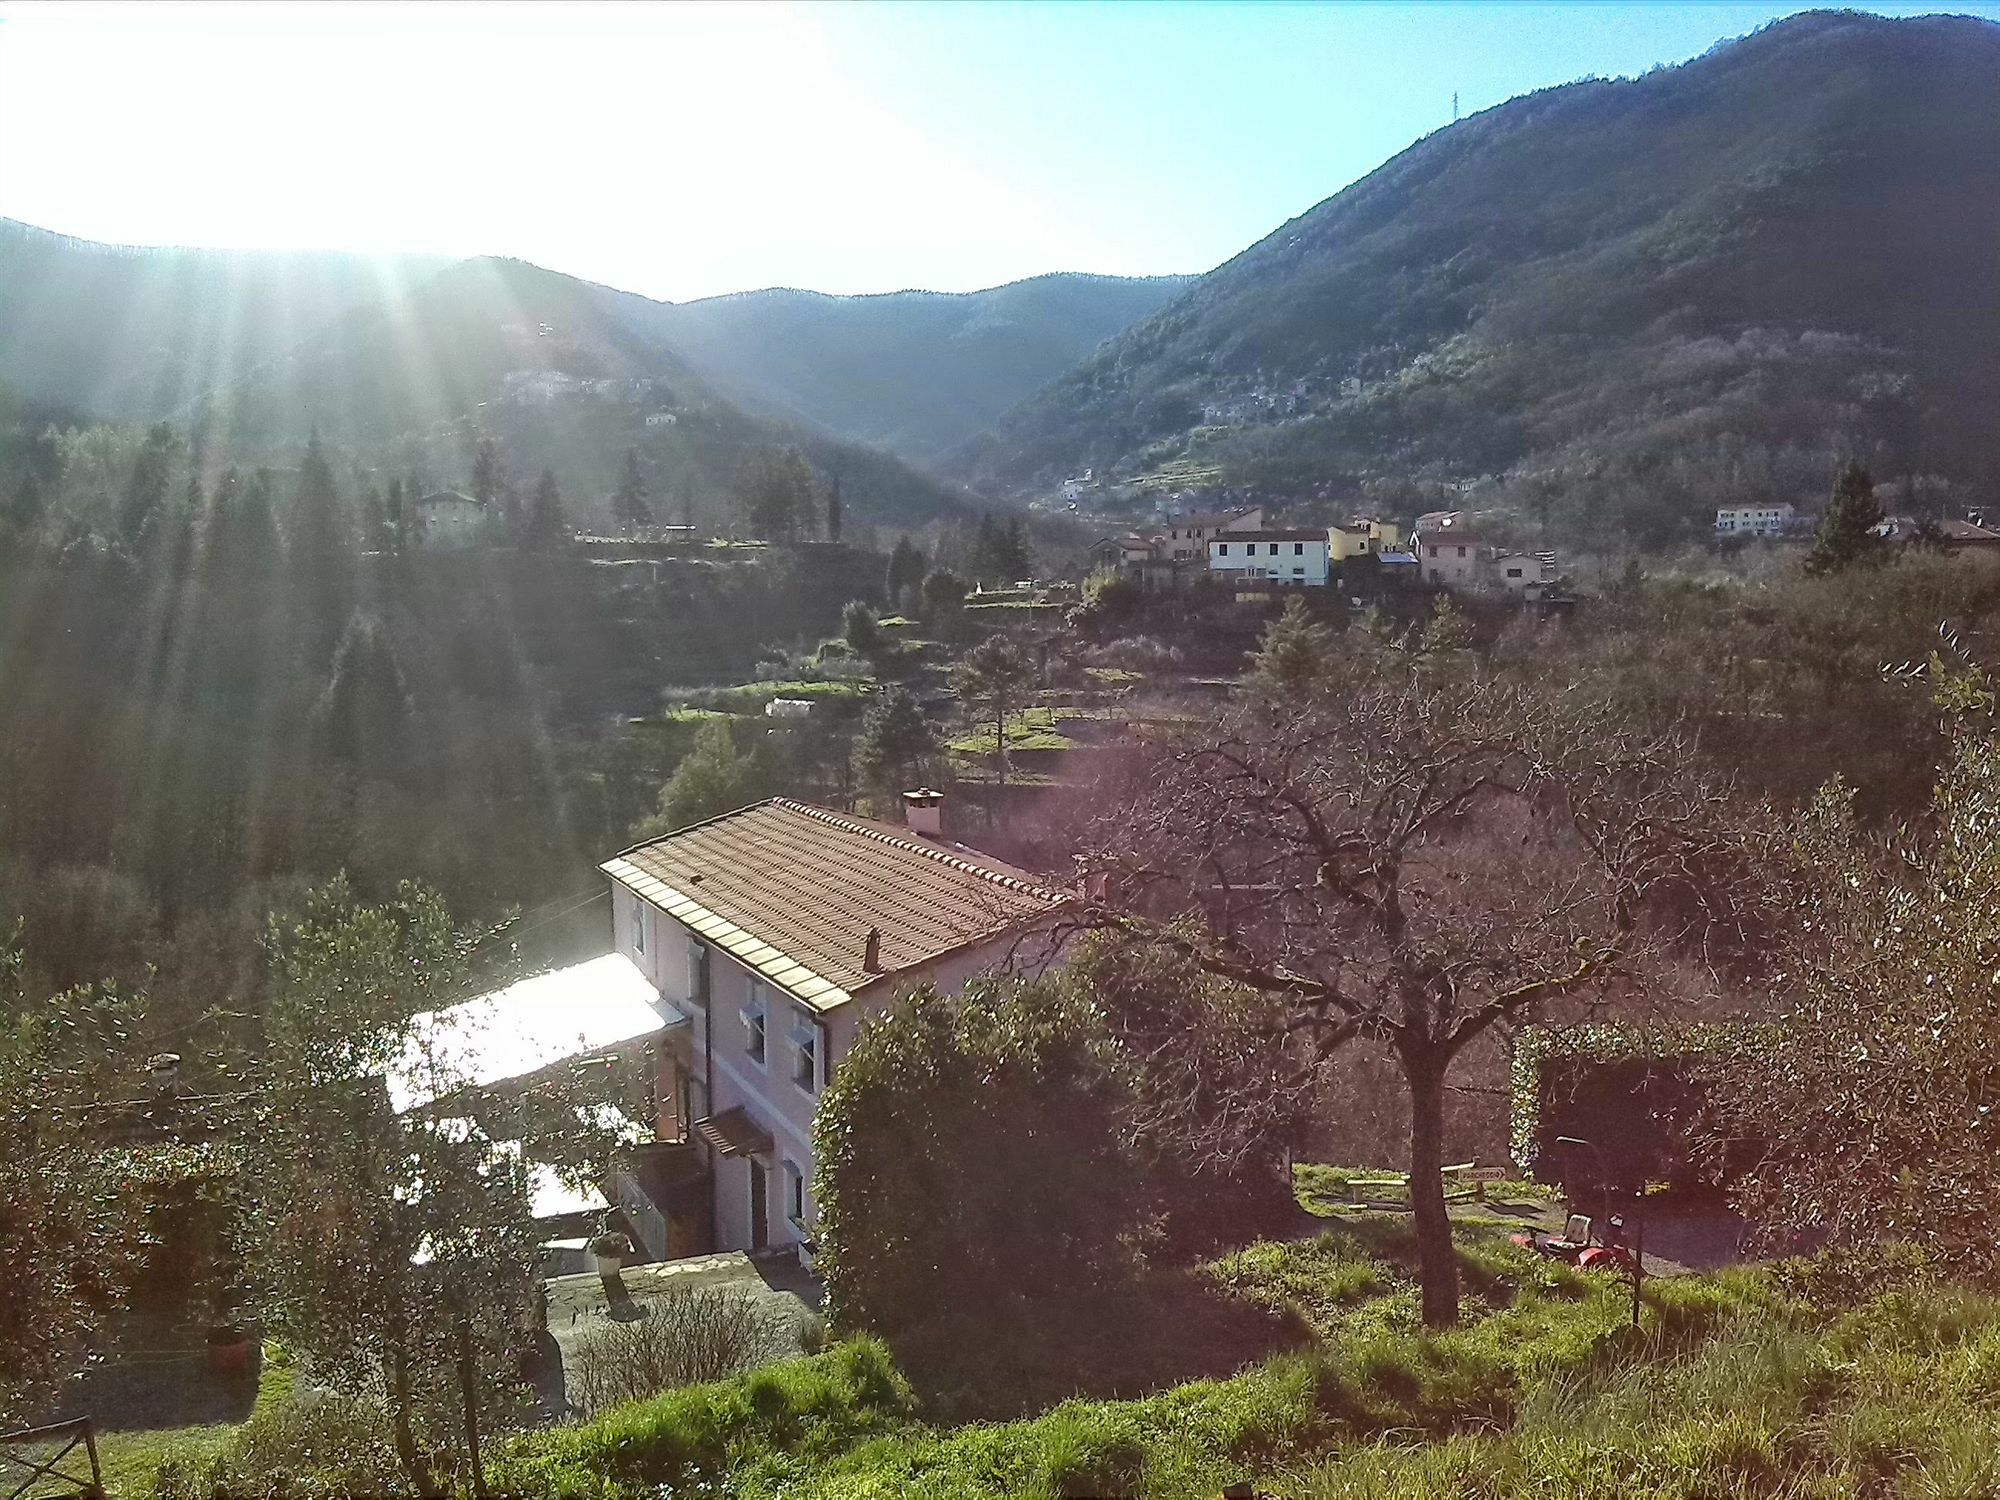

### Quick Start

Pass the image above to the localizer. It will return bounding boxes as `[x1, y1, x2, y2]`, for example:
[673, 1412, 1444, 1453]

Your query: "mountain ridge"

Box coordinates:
[956, 9, 2000, 545]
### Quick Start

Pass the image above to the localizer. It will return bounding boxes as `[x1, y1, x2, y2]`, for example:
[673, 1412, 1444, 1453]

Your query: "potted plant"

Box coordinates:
[206, 1319, 253, 1375]
[588, 1230, 633, 1279]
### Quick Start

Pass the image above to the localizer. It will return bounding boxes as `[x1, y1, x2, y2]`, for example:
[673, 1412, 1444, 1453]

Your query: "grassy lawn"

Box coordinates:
[1294, 1163, 1555, 1217]
[676, 679, 871, 714]
[90, 1346, 293, 1498]
[479, 1209, 2000, 1498]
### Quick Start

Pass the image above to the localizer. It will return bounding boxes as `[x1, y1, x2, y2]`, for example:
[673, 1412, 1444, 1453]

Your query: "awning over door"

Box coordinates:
[695, 1106, 774, 1159]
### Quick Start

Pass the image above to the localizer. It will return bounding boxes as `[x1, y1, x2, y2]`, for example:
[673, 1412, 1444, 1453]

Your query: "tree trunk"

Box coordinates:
[386, 1343, 441, 1499]
[1406, 1058, 1459, 1328]
[994, 693, 1008, 789]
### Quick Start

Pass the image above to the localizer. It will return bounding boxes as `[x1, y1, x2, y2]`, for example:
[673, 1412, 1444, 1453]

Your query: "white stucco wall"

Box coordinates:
[609, 877, 1065, 1256]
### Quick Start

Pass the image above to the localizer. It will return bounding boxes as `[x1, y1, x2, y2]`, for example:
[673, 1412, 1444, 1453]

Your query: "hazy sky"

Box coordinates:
[1, 1, 1992, 303]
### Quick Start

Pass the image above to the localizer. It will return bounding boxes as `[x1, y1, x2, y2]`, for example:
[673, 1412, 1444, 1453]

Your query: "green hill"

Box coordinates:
[959, 11, 2000, 547]
[649, 273, 1191, 465]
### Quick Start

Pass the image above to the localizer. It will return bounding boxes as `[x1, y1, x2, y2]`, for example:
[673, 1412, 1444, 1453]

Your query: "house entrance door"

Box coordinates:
[748, 1158, 769, 1249]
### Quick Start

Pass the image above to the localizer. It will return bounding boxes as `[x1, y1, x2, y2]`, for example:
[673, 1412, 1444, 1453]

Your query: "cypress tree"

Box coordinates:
[612, 448, 651, 530]
[1805, 462, 1885, 576]
[522, 469, 570, 552]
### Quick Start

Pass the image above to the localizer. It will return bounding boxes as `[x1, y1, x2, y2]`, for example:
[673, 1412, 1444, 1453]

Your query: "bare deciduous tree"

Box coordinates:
[1080, 663, 1761, 1326]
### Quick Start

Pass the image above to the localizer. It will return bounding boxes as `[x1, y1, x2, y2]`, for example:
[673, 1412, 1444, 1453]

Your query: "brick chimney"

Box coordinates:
[863, 928, 883, 973]
[902, 787, 944, 837]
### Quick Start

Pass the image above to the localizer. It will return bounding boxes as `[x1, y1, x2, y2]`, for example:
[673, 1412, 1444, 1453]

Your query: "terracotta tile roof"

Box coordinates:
[600, 799, 1066, 1012]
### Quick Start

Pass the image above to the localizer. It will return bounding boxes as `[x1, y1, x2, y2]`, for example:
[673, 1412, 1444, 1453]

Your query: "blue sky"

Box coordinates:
[0, 1, 1992, 302]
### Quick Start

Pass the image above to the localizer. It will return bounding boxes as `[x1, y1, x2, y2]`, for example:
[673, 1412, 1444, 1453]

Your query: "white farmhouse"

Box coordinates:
[412, 491, 495, 551]
[1715, 503, 1795, 538]
[1207, 529, 1331, 586]
[1492, 553, 1554, 593]
[601, 794, 1068, 1260]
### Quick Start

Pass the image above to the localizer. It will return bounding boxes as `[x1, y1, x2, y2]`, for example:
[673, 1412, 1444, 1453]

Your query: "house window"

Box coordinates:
[744, 987, 767, 1065]
[1268, 543, 1279, 556]
[1456, 546, 1467, 558]
[689, 940, 711, 1009]
[1294, 542, 1305, 555]
[791, 1011, 821, 1094]
[632, 899, 646, 954]
[1217, 543, 1229, 556]
[1506, 567, 1523, 578]
[783, 1160, 807, 1226]
[1293, 566, 1305, 576]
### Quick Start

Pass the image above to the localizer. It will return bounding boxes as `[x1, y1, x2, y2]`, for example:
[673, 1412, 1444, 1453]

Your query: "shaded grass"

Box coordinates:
[497, 1226, 1780, 1500]
[93, 1345, 294, 1497]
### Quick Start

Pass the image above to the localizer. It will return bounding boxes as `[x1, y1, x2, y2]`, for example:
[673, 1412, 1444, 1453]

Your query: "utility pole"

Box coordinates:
[1452, 91, 1460, 124]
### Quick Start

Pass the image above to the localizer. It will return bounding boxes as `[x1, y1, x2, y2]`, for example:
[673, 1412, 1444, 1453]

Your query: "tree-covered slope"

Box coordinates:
[0, 219, 448, 422]
[195, 256, 989, 530]
[649, 273, 1191, 464]
[960, 12, 2000, 545]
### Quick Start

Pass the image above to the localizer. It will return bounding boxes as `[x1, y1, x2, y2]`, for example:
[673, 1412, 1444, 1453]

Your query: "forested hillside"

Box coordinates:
[0, 219, 446, 420]
[0, 231, 993, 533]
[649, 273, 1191, 464]
[962, 11, 2000, 547]
[192, 256, 990, 532]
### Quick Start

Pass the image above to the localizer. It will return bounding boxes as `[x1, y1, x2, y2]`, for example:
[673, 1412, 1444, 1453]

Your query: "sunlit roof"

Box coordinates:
[387, 952, 684, 1113]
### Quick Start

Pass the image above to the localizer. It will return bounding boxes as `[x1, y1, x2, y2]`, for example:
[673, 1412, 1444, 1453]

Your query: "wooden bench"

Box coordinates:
[1345, 1164, 1492, 1204]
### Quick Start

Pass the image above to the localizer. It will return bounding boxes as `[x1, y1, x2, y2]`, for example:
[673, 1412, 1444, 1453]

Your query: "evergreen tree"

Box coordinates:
[522, 469, 570, 552]
[951, 635, 1034, 789]
[612, 448, 651, 530]
[733, 447, 816, 542]
[384, 479, 408, 555]
[358, 487, 391, 554]
[1002, 516, 1032, 580]
[885, 537, 926, 604]
[1249, 596, 1336, 696]
[117, 423, 180, 543]
[826, 475, 844, 543]
[920, 568, 969, 640]
[855, 687, 939, 794]
[634, 718, 775, 837]
[214, 468, 285, 579]
[4, 469, 44, 539]
[469, 437, 503, 503]
[287, 428, 346, 574]
[966, 512, 1032, 585]
[314, 613, 413, 769]
[1805, 461, 1885, 576]
[842, 600, 886, 661]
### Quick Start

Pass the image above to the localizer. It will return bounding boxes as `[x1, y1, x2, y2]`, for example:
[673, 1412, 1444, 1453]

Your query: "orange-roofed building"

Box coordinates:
[599, 793, 1069, 1263]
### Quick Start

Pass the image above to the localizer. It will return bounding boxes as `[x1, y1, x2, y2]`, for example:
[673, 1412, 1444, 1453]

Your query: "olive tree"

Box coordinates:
[1710, 716, 2000, 1272]
[0, 934, 151, 1422]
[247, 880, 626, 1496]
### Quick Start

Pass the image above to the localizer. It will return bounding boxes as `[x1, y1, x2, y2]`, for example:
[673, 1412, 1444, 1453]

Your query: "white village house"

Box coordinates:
[600, 794, 1068, 1260]
[1714, 503, 1796, 538]
[1206, 529, 1332, 586]
[412, 490, 496, 551]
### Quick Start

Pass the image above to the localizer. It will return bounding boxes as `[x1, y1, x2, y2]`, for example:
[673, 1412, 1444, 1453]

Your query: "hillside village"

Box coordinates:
[12, 7, 2000, 1498]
